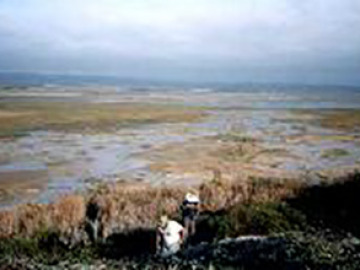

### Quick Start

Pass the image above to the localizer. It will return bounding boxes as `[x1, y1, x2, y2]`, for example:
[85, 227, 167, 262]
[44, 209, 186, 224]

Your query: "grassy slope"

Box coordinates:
[2, 173, 360, 268]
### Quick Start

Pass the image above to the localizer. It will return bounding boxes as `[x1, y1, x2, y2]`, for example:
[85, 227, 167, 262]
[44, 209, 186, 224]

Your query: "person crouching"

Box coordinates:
[156, 215, 184, 257]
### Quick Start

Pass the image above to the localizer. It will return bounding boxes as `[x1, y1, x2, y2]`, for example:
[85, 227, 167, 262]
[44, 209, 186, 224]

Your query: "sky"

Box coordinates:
[0, 0, 360, 85]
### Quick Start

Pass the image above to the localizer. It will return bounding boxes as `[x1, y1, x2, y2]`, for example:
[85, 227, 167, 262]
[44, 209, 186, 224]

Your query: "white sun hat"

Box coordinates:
[185, 192, 200, 203]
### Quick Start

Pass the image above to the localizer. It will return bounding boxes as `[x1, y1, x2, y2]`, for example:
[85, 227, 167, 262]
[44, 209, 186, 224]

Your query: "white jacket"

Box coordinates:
[162, 220, 184, 247]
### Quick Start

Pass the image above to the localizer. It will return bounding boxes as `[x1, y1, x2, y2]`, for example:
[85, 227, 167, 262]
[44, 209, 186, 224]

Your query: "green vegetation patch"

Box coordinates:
[0, 232, 97, 265]
[202, 202, 308, 240]
[285, 231, 360, 269]
[321, 148, 350, 159]
[217, 133, 256, 143]
[320, 110, 360, 131]
[0, 102, 207, 138]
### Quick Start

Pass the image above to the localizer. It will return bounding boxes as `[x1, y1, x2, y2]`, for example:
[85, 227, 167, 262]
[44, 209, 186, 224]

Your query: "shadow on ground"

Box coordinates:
[288, 171, 360, 236]
[97, 212, 221, 260]
[98, 228, 157, 259]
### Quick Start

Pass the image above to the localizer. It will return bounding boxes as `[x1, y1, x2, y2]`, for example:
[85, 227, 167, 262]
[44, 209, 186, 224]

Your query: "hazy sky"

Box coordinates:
[0, 0, 359, 85]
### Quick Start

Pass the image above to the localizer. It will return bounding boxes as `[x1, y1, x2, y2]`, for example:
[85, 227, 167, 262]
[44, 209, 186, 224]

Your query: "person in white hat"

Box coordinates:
[156, 215, 184, 257]
[181, 192, 200, 244]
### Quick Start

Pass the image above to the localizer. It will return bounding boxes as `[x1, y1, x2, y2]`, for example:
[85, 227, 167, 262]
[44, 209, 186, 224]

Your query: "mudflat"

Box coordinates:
[0, 170, 48, 205]
[1, 86, 360, 206]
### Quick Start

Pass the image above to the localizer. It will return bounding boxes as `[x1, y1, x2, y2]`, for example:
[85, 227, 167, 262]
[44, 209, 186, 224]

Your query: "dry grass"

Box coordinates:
[87, 183, 186, 234]
[0, 102, 206, 137]
[0, 211, 15, 237]
[0, 175, 303, 239]
[50, 195, 85, 235]
[15, 204, 50, 236]
[199, 172, 302, 211]
[0, 195, 85, 238]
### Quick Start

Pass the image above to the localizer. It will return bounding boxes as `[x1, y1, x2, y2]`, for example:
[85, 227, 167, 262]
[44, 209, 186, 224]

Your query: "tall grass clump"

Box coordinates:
[0, 174, 303, 241]
[199, 170, 302, 212]
[0, 195, 85, 239]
